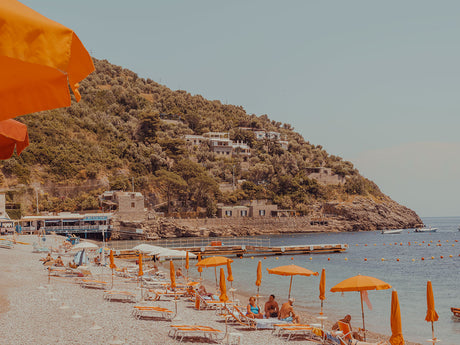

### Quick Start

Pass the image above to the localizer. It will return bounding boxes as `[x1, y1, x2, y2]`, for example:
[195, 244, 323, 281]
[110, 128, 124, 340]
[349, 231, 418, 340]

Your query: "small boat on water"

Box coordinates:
[414, 226, 437, 233]
[381, 229, 403, 234]
[451, 307, 460, 319]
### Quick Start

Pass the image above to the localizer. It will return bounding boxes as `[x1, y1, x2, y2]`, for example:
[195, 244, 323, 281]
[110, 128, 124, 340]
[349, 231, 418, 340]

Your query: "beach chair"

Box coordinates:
[80, 279, 108, 289]
[224, 305, 257, 329]
[168, 325, 222, 343]
[273, 324, 321, 341]
[132, 305, 174, 320]
[336, 321, 355, 345]
[103, 290, 137, 303]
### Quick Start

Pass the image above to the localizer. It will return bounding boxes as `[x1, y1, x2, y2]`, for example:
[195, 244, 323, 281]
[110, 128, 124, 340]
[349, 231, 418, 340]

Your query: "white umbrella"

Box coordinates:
[72, 242, 98, 251]
[156, 249, 196, 259]
[132, 244, 163, 255]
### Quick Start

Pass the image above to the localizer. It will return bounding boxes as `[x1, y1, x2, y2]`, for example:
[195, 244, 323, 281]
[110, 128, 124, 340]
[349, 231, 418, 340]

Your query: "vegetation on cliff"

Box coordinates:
[1, 58, 394, 217]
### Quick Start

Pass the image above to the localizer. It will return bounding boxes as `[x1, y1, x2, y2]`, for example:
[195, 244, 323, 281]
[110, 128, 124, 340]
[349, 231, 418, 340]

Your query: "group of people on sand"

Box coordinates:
[246, 295, 300, 323]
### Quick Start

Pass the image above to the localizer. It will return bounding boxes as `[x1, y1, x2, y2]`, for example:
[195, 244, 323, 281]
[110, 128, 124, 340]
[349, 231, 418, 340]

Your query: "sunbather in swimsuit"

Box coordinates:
[247, 296, 264, 319]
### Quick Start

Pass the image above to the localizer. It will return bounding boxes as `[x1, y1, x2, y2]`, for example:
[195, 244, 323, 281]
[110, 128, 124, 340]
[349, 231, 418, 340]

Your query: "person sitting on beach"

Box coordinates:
[279, 298, 300, 323]
[197, 284, 213, 297]
[68, 261, 77, 269]
[152, 263, 159, 274]
[42, 252, 52, 263]
[176, 267, 183, 278]
[54, 256, 64, 267]
[247, 296, 264, 319]
[332, 314, 363, 341]
[265, 294, 279, 318]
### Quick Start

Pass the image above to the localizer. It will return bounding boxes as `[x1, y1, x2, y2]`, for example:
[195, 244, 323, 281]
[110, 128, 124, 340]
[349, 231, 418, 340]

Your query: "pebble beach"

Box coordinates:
[0, 235, 420, 345]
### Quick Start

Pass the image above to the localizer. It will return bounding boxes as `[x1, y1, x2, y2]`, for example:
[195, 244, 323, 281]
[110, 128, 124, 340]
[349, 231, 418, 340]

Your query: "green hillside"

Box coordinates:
[1, 58, 386, 217]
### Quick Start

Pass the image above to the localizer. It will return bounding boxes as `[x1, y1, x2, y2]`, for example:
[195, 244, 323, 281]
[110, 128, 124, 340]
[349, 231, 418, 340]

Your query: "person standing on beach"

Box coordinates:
[279, 298, 300, 323]
[264, 294, 279, 318]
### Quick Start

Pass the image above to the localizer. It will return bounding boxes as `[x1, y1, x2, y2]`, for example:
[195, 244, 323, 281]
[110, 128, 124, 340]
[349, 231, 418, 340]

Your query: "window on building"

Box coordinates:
[259, 209, 265, 216]
[241, 210, 248, 216]
[131, 202, 135, 208]
[225, 210, 232, 216]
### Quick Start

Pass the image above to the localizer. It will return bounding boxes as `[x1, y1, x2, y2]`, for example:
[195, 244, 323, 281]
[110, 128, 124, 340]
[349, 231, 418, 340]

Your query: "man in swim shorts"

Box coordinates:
[265, 294, 279, 318]
[279, 298, 300, 323]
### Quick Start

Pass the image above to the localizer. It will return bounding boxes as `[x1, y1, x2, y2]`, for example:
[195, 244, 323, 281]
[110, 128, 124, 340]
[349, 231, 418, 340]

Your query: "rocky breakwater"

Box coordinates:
[323, 196, 422, 231]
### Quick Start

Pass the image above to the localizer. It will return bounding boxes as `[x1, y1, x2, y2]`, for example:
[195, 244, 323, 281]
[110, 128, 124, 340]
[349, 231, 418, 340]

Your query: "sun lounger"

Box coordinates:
[80, 279, 108, 289]
[272, 324, 321, 341]
[223, 305, 257, 329]
[146, 288, 187, 301]
[103, 290, 136, 303]
[168, 325, 222, 343]
[0, 240, 14, 249]
[132, 305, 174, 320]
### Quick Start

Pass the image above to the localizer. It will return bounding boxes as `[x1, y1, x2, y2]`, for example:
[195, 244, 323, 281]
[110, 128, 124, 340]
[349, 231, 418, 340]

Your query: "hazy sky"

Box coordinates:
[21, 1, 460, 217]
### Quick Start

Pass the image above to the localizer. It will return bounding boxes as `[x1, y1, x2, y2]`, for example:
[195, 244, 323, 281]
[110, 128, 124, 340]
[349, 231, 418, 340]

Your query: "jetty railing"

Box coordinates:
[109, 236, 271, 251]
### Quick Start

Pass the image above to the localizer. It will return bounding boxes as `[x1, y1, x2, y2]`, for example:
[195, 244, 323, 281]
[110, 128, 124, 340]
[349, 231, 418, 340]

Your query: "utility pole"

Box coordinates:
[35, 189, 39, 214]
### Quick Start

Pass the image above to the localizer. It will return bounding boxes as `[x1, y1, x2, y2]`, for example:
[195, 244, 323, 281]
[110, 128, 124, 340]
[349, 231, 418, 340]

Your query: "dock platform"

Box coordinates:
[171, 243, 347, 257]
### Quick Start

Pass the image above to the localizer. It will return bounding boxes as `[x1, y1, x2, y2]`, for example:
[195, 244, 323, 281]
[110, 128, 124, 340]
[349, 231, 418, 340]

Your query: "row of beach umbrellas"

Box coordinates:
[192, 255, 440, 345]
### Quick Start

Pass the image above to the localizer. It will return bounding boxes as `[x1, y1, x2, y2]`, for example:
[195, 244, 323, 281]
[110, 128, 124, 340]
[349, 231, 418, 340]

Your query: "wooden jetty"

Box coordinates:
[171, 243, 347, 258]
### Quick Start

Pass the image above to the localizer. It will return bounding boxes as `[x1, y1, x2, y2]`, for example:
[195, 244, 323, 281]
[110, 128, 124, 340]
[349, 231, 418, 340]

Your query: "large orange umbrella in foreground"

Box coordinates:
[425, 281, 439, 344]
[196, 256, 233, 288]
[389, 290, 404, 345]
[267, 264, 318, 299]
[0, 0, 95, 121]
[219, 268, 228, 303]
[0, 119, 29, 159]
[331, 275, 391, 341]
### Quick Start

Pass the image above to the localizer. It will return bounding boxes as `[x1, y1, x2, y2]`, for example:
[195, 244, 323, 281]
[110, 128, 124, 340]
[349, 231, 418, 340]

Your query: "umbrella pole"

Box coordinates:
[288, 276, 293, 299]
[360, 292, 366, 341]
[320, 300, 323, 315]
[215, 267, 218, 292]
[431, 321, 435, 344]
[111, 268, 114, 289]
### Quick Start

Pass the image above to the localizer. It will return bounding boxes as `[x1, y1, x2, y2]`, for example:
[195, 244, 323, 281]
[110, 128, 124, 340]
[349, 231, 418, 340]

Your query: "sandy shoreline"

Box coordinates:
[0, 235, 420, 345]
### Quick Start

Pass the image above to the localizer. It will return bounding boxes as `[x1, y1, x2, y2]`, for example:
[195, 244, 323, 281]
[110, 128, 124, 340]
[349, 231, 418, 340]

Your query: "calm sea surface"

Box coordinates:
[186, 216, 460, 345]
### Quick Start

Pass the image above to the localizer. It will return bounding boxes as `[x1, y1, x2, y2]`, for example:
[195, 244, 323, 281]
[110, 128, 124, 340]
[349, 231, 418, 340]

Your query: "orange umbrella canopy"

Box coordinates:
[256, 261, 262, 287]
[219, 268, 228, 303]
[109, 250, 116, 269]
[226, 259, 233, 282]
[330, 275, 391, 292]
[170, 260, 176, 289]
[425, 281, 439, 322]
[267, 264, 318, 277]
[0, 119, 29, 159]
[196, 256, 233, 268]
[267, 265, 318, 299]
[319, 268, 326, 301]
[185, 251, 189, 270]
[390, 290, 404, 345]
[137, 253, 143, 276]
[0, 0, 95, 120]
[197, 252, 203, 273]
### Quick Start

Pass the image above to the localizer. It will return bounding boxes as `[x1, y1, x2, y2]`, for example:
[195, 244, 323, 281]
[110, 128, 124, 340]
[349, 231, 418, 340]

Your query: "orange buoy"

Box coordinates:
[421, 257, 425, 260]
[364, 258, 367, 261]
[396, 258, 400, 262]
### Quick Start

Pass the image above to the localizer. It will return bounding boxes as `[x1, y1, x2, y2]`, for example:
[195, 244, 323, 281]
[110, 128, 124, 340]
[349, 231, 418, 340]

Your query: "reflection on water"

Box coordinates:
[113, 216, 460, 345]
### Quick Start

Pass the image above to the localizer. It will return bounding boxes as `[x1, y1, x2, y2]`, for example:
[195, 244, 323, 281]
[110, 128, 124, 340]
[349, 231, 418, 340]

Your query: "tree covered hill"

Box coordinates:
[1, 58, 401, 218]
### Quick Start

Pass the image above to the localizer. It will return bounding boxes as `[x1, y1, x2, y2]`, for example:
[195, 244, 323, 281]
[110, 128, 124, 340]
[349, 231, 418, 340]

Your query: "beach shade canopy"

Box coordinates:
[425, 281, 439, 344]
[170, 260, 176, 289]
[219, 268, 228, 303]
[73, 249, 88, 266]
[267, 264, 318, 299]
[71, 241, 98, 251]
[319, 268, 326, 315]
[0, 0, 95, 121]
[389, 290, 404, 345]
[185, 251, 189, 270]
[256, 261, 262, 287]
[138, 253, 143, 276]
[132, 244, 163, 255]
[109, 250, 116, 269]
[0, 119, 29, 159]
[196, 256, 233, 288]
[226, 259, 233, 282]
[330, 274, 391, 341]
[196, 256, 233, 268]
[156, 248, 196, 260]
[197, 252, 203, 274]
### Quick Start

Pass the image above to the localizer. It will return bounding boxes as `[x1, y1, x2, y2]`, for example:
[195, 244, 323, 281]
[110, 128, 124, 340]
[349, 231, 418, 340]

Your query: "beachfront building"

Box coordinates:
[0, 193, 14, 235]
[18, 212, 113, 239]
[216, 200, 294, 218]
[99, 191, 145, 215]
[184, 131, 251, 157]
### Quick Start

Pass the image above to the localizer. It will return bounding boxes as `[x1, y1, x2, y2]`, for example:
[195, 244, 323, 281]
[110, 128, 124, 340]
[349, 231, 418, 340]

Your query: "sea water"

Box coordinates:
[191, 216, 460, 345]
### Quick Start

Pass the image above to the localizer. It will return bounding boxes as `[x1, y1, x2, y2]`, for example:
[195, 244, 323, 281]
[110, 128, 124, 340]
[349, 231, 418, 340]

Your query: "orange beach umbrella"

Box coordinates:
[0, 119, 29, 159]
[389, 290, 404, 345]
[137, 253, 143, 276]
[219, 268, 228, 303]
[109, 249, 116, 288]
[267, 264, 318, 299]
[197, 252, 203, 277]
[425, 281, 439, 344]
[319, 268, 326, 314]
[0, 0, 95, 120]
[170, 260, 176, 289]
[331, 275, 391, 341]
[185, 251, 189, 270]
[226, 259, 233, 283]
[196, 256, 233, 288]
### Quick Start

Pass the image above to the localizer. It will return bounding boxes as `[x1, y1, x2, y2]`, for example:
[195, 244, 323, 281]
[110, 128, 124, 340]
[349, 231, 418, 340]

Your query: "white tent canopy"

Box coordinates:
[71, 242, 98, 251]
[153, 248, 196, 259]
[132, 244, 163, 255]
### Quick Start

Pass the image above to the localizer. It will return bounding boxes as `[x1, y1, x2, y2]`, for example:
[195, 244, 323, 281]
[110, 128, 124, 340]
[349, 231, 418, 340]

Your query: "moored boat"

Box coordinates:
[381, 229, 403, 234]
[414, 226, 437, 233]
